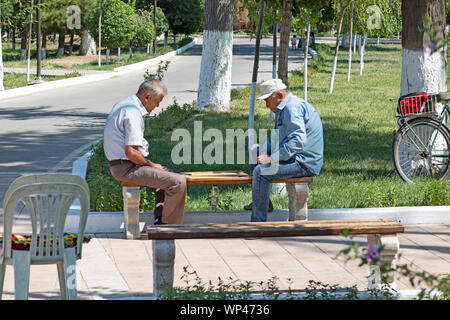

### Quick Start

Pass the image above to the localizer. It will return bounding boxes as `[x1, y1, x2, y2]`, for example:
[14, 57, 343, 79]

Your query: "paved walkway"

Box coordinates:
[1, 221, 448, 300]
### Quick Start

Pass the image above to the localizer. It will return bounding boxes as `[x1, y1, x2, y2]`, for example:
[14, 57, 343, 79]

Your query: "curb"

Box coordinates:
[65, 148, 450, 233]
[0, 38, 199, 102]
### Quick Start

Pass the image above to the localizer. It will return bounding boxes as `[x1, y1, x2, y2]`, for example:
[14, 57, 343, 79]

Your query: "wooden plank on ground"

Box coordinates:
[147, 219, 404, 240]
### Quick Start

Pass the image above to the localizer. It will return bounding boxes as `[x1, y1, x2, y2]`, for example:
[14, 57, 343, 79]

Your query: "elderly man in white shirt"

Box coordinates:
[103, 79, 187, 224]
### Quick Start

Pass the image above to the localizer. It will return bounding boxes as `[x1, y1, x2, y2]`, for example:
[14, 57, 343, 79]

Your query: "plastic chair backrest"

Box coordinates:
[3, 174, 89, 207]
[2, 174, 89, 263]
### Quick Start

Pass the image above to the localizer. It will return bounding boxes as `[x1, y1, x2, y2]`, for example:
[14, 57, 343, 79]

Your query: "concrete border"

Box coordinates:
[64, 148, 450, 233]
[0, 38, 199, 102]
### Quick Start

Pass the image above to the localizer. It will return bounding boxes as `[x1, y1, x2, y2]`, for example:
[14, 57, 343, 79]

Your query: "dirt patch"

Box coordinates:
[52, 55, 100, 68]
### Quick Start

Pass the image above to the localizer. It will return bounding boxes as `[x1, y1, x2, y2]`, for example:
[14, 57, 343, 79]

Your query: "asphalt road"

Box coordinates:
[0, 37, 303, 178]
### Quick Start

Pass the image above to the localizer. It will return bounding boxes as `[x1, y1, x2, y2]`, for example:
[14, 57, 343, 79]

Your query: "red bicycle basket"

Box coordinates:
[397, 92, 430, 116]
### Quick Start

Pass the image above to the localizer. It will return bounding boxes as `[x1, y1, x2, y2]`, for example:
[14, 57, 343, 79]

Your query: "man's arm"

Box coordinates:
[125, 146, 164, 170]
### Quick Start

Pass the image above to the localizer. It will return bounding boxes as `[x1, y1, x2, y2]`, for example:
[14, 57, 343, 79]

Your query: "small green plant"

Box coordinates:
[337, 230, 450, 300]
[144, 60, 171, 81]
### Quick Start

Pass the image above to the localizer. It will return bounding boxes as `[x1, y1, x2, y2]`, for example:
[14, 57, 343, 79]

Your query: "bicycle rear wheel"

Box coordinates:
[393, 117, 450, 183]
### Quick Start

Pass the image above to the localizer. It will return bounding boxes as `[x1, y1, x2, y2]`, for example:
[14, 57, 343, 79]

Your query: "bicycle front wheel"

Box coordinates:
[393, 117, 450, 183]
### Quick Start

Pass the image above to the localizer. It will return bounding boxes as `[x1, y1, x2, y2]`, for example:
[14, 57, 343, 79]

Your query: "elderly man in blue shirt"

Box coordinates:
[248, 78, 324, 222]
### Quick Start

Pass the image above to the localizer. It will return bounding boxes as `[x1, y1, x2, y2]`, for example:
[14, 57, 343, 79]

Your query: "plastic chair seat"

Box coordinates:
[0, 233, 91, 252]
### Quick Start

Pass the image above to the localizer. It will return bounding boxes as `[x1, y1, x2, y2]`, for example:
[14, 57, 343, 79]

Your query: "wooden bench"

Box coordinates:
[147, 219, 404, 296]
[120, 171, 313, 239]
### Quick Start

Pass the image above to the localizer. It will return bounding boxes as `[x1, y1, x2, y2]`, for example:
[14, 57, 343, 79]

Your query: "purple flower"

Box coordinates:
[362, 244, 378, 263]
[426, 41, 435, 53]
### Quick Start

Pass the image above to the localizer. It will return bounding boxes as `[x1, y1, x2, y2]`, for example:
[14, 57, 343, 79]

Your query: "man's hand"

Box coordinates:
[150, 162, 165, 170]
[257, 154, 273, 165]
[125, 146, 167, 170]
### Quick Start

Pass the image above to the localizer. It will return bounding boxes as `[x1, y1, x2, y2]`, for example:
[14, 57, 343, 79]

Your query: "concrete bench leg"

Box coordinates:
[286, 182, 310, 221]
[153, 240, 175, 297]
[122, 186, 141, 239]
[367, 234, 400, 291]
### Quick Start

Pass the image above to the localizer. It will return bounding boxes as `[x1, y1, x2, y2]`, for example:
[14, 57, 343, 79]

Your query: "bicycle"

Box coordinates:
[392, 91, 450, 183]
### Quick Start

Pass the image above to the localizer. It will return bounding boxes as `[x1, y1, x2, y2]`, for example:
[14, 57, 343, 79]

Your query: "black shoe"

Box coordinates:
[154, 216, 166, 225]
[243, 200, 274, 212]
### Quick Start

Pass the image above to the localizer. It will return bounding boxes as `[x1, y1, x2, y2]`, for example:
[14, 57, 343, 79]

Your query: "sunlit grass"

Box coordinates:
[87, 43, 449, 211]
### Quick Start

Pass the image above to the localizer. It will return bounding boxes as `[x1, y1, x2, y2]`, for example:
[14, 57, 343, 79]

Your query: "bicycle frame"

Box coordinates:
[399, 105, 449, 152]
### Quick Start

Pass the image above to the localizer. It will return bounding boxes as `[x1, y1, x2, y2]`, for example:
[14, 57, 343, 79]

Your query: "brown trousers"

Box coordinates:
[110, 162, 186, 224]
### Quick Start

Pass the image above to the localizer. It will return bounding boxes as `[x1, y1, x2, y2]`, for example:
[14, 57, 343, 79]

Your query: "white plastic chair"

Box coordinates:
[0, 174, 90, 300]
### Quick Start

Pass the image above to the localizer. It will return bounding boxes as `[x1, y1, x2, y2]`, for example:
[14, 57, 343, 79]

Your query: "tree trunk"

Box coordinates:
[304, 23, 311, 101]
[35, 0, 42, 80]
[277, 0, 293, 86]
[359, 33, 366, 75]
[0, 5, 4, 91]
[328, 0, 349, 94]
[20, 27, 29, 61]
[118, 47, 121, 62]
[98, 0, 103, 67]
[12, 29, 16, 52]
[80, 31, 97, 56]
[269, 10, 277, 122]
[347, 2, 354, 82]
[57, 32, 65, 57]
[69, 33, 74, 55]
[106, 48, 110, 64]
[153, 0, 157, 54]
[400, 0, 446, 96]
[41, 31, 47, 59]
[195, 0, 235, 112]
[248, 1, 266, 154]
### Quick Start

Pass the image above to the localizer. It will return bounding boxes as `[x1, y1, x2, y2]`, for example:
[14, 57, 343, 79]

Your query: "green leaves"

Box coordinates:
[158, 0, 202, 35]
[86, 0, 138, 48]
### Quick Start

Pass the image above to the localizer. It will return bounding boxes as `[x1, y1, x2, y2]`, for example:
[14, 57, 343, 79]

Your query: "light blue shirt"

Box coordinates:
[103, 95, 149, 161]
[269, 93, 324, 175]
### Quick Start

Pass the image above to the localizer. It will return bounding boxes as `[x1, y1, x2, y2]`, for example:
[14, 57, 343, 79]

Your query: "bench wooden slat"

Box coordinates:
[120, 171, 313, 187]
[147, 219, 404, 240]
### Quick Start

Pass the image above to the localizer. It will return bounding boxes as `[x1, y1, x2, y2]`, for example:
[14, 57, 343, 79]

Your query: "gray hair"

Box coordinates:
[137, 79, 167, 97]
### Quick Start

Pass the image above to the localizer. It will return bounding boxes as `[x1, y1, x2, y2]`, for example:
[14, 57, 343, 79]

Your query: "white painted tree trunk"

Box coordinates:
[329, 55, 339, 93]
[359, 35, 366, 76]
[304, 23, 311, 101]
[347, 3, 354, 83]
[106, 49, 110, 64]
[400, 48, 447, 96]
[80, 31, 96, 56]
[118, 47, 121, 63]
[196, 30, 233, 111]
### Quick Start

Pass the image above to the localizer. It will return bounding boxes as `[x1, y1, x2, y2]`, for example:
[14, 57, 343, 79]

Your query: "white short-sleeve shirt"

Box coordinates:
[103, 95, 149, 161]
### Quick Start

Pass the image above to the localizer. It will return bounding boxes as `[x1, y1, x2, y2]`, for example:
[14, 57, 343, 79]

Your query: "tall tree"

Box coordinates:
[195, 0, 235, 112]
[248, 1, 266, 153]
[0, 2, 4, 91]
[158, 0, 202, 45]
[346, 1, 353, 82]
[87, 0, 138, 66]
[278, 0, 293, 86]
[401, 0, 446, 96]
[328, 0, 350, 94]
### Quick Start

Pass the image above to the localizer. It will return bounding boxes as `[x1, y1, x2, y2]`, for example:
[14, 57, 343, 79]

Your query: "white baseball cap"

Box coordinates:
[257, 79, 287, 100]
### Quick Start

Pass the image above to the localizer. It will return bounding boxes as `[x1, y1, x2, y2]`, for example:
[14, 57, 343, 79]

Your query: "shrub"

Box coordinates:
[130, 9, 155, 48]
[86, 0, 138, 49]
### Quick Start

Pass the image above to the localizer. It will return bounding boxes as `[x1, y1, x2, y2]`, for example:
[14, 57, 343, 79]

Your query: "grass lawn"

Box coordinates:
[86, 43, 449, 212]
[2, 72, 80, 90]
